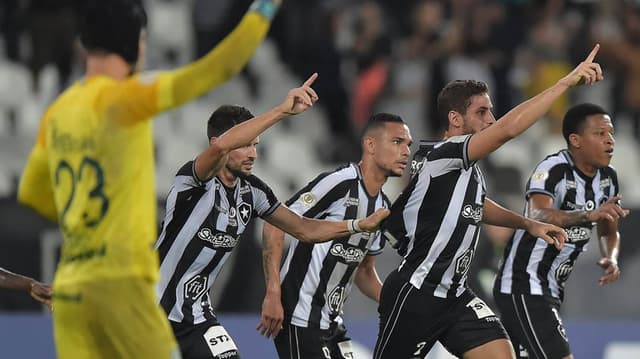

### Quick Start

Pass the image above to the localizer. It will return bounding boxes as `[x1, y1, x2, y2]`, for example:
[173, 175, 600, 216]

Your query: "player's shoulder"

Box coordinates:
[243, 174, 274, 193]
[311, 163, 359, 184]
[536, 150, 572, 171]
[599, 164, 618, 178]
[175, 160, 195, 177]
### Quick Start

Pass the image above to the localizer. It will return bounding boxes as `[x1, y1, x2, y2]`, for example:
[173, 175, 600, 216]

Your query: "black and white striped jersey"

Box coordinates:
[280, 163, 390, 330]
[382, 134, 487, 298]
[495, 149, 619, 301]
[156, 160, 280, 324]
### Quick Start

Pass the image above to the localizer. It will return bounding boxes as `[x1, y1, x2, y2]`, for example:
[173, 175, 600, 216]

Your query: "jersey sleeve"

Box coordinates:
[17, 114, 58, 222]
[286, 168, 354, 218]
[248, 176, 280, 218]
[525, 160, 567, 200]
[98, 9, 272, 124]
[424, 134, 474, 175]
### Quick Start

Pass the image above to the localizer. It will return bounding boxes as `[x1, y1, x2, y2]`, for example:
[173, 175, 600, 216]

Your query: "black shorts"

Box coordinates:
[274, 323, 354, 359]
[374, 270, 508, 358]
[171, 319, 240, 359]
[494, 291, 570, 359]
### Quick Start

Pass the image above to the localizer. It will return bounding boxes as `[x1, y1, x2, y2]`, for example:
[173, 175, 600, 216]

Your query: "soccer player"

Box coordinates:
[257, 113, 413, 358]
[493, 103, 628, 359]
[155, 74, 390, 359]
[373, 45, 603, 359]
[0, 267, 52, 311]
[17, 0, 282, 357]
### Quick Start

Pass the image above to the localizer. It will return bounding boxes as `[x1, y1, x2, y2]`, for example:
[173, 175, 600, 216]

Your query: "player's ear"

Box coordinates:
[569, 133, 580, 149]
[449, 111, 462, 129]
[362, 136, 375, 154]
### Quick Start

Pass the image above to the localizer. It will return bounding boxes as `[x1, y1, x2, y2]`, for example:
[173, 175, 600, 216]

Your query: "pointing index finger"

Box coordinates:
[585, 43, 600, 63]
[303, 72, 318, 87]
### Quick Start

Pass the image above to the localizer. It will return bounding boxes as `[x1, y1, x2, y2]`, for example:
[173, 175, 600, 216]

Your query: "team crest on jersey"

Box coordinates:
[237, 202, 252, 225]
[585, 199, 595, 211]
[300, 192, 317, 207]
[327, 286, 346, 313]
[455, 247, 474, 277]
[184, 275, 208, 300]
[555, 259, 574, 283]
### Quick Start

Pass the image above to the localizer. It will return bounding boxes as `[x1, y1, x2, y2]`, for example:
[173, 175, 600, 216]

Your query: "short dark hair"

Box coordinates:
[436, 80, 489, 129]
[562, 103, 609, 146]
[207, 105, 255, 139]
[79, 0, 147, 65]
[361, 113, 405, 138]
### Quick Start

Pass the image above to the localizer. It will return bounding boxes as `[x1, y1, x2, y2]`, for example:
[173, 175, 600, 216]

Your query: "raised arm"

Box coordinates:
[482, 198, 566, 250]
[264, 205, 389, 244]
[467, 44, 603, 162]
[159, 0, 280, 110]
[194, 73, 319, 180]
[528, 193, 629, 227]
[257, 222, 285, 338]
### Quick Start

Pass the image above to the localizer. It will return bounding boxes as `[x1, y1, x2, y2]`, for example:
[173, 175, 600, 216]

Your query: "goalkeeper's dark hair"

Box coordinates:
[79, 0, 147, 66]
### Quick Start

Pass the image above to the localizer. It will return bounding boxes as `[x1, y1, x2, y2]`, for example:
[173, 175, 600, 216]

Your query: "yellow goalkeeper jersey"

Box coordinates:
[18, 11, 270, 287]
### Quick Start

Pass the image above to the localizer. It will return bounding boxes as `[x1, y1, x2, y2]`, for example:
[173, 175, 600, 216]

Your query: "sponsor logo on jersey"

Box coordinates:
[300, 192, 317, 207]
[237, 202, 252, 225]
[555, 259, 574, 283]
[599, 178, 610, 189]
[330, 243, 365, 263]
[564, 226, 591, 243]
[184, 275, 208, 300]
[197, 228, 238, 248]
[344, 197, 359, 207]
[455, 247, 475, 277]
[410, 159, 425, 176]
[461, 204, 483, 223]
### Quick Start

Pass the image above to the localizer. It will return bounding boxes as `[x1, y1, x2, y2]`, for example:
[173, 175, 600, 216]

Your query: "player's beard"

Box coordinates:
[227, 164, 250, 179]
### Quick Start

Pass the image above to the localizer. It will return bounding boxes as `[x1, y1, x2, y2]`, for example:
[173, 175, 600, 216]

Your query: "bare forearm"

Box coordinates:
[355, 269, 382, 302]
[0, 268, 32, 292]
[482, 199, 528, 229]
[599, 232, 620, 262]
[294, 217, 351, 243]
[530, 208, 591, 228]
[497, 82, 569, 140]
[262, 223, 284, 295]
[218, 107, 286, 150]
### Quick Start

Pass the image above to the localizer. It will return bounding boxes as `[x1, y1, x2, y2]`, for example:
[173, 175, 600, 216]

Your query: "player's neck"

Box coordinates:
[86, 54, 133, 80]
[568, 149, 597, 177]
[358, 160, 386, 196]
[217, 168, 239, 188]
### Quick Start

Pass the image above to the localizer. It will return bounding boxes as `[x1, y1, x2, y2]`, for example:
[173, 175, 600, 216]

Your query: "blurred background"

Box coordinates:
[1, 0, 640, 357]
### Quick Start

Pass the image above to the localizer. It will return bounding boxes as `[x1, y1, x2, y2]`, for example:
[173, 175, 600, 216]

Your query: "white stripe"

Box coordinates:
[409, 169, 473, 289]
[526, 239, 547, 295]
[433, 224, 477, 298]
[157, 188, 216, 297]
[499, 229, 525, 294]
[289, 243, 332, 328]
[517, 294, 548, 359]
[167, 249, 215, 322]
[375, 282, 412, 359]
[294, 325, 301, 359]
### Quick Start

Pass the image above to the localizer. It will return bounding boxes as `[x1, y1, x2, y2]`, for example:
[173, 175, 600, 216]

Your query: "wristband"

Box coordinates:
[249, 0, 277, 21]
[347, 219, 362, 234]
